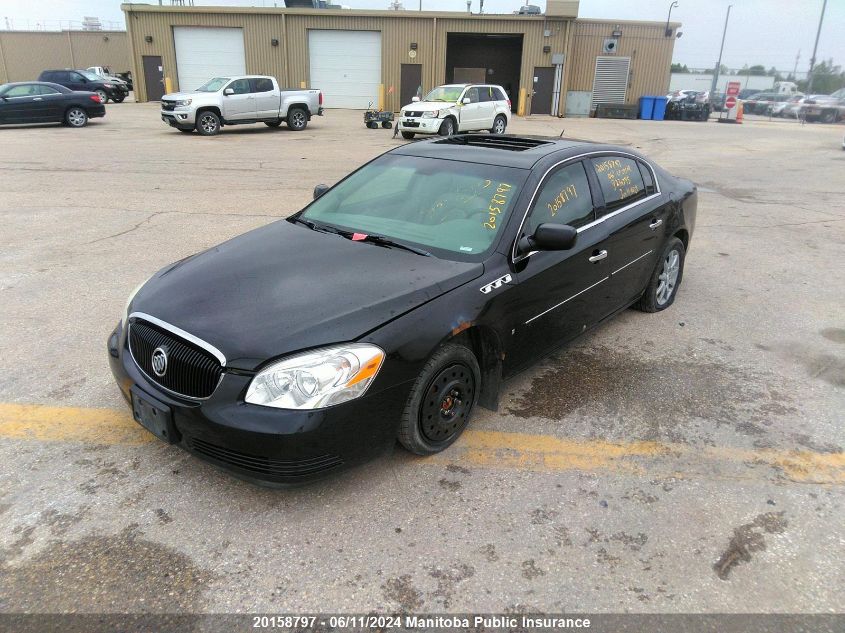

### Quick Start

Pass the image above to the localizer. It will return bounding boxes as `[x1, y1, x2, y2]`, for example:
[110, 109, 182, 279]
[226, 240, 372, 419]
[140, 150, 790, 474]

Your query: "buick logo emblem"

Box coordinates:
[151, 347, 168, 377]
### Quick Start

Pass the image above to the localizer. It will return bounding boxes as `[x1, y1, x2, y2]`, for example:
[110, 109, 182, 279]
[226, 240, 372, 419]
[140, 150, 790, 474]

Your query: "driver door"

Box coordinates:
[506, 160, 617, 370]
[222, 78, 256, 121]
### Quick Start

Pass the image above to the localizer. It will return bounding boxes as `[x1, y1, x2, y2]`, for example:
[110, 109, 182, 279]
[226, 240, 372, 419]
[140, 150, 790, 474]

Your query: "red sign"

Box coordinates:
[725, 96, 737, 109]
[726, 81, 741, 97]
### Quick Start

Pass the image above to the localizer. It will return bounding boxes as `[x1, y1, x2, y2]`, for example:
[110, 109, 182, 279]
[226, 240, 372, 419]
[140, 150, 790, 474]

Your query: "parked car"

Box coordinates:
[396, 84, 511, 139]
[0, 81, 105, 127]
[737, 88, 760, 100]
[710, 92, 726, 112]
[666, 90, 710, 121]
[116, 72, 133, 91]
[38, 69, 128, 104]
[160, 75, 322, 136]
[87, 66, 131, 93]
[743, 92, 792, 115]
[108, 134, 697, 484]
[772, 94, 804, 117]
[801, 88, 845, 123]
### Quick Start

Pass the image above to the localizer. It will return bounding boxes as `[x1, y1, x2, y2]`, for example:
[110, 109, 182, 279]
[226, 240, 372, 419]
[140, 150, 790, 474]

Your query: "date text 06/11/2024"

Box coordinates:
[251, 615, 592, 629]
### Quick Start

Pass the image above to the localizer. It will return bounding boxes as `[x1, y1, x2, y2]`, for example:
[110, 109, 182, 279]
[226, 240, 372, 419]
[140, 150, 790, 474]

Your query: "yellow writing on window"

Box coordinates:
[547, 184, 578, 217]
[483, 183, 513, 230]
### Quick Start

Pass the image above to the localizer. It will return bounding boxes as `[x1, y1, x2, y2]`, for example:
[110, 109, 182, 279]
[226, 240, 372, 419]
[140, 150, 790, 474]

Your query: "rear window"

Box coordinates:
[493, 87, 507, 101]
[591, 156, 647, 212]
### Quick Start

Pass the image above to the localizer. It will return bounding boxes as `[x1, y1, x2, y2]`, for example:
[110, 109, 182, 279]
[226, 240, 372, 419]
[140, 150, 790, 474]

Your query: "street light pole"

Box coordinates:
[665, 1, 678, 37]
[711, 4, 732, 96]
[806, 0, 827, 94]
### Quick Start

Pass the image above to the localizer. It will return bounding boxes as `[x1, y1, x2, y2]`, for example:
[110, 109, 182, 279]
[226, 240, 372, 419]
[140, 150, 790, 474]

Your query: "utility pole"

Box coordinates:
[710, 4, 732, 96]
[792, 50, 800, 79]
[806, 0, 827, 94]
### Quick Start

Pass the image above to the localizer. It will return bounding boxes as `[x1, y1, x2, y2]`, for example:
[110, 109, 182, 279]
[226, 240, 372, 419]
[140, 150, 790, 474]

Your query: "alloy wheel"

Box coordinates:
[291, 110, 306, 129]
[200, 114, 218, 134]
[419, 363, 475, 444]
[67, 108, 87, 127]
[656, 249, 680, 305]
[96, 90, 107, 103]
[494, 117, 506, 134]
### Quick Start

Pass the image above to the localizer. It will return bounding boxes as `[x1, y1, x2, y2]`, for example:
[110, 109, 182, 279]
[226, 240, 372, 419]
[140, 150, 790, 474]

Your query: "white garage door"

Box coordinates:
[173, 27, 246, 92]
[309, 30, 381, 109]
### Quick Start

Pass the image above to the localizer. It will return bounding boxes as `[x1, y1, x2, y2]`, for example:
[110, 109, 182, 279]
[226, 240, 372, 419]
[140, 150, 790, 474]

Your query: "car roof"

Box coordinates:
[392, 135, 635, 169]
[1, 80, 69, 90]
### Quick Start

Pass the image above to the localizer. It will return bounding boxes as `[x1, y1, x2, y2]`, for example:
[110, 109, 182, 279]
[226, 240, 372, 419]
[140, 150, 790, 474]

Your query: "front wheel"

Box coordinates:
[636, 237, 686, 312]
[65, 107, 88, 128]
[287, 107, 308, 131]
[490, 114, 507, 134]
[398, 344, 481, 455]
[112, 95, 125, 104]
[196, 111, 221, 136]
[401, 131, 415, 140]
[438, 117, 455, 136]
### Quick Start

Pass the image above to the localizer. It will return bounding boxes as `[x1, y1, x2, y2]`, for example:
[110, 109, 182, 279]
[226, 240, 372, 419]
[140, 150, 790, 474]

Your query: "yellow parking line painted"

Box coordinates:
[0, 402, 843, 484]
[0, 403, 152, 446]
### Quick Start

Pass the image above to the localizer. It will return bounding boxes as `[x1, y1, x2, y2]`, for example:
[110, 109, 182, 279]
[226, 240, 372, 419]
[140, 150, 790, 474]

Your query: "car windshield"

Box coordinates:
[422, 86, 465, 103]
[299, 155, 527, 261]
[196, 77, 230, 92]
[80, 71, 101, 81]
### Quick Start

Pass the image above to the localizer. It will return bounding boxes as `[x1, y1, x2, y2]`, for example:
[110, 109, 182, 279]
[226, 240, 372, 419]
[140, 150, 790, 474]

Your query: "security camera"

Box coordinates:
[676, 31, 683, 39]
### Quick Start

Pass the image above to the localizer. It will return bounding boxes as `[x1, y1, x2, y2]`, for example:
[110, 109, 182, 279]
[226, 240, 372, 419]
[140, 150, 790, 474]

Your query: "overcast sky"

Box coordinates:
[1, 0, 841, 72]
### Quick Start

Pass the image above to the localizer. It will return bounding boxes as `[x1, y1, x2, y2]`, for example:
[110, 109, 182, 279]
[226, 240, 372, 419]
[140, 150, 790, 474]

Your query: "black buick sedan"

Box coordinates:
[109, 135, 696, 484]
[0, 82, 105, 127]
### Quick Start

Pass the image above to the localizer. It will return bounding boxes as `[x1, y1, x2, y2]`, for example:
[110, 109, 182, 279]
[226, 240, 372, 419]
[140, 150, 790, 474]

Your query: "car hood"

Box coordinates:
[130, 219, 483, 370]
[402, 101, 456, 113]
[161, 91, 204, 101]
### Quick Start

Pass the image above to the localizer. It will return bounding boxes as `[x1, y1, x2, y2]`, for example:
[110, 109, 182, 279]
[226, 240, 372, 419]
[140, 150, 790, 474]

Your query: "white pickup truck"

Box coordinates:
[160, 75, 323, 136]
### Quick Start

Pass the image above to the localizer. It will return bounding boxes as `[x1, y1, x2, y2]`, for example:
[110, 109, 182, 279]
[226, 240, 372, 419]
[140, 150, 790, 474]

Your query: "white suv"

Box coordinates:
[397, 84, 511, 139]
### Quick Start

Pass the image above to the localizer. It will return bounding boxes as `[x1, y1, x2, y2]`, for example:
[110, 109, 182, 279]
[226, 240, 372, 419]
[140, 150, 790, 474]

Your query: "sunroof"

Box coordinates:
[434, 135, 553, 152]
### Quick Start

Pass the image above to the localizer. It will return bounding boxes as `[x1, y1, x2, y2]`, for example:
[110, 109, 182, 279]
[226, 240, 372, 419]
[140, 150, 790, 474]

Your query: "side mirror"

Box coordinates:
[223, 88, 234, 96]
[517, 223, 578, 255]
[411, 96, 420, 102]
[313, 184, 330, 199]
[462, 97, 471, 105]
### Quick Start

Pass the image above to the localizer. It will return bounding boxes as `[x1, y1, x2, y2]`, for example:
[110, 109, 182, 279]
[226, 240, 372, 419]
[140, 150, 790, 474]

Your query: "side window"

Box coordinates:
[591, 156, 647, 212]
[463, 87, 480, 103]
[478, 86, 494, 102]
[35, 85, 61, 95]
[527, 162, 594, 234]
[228, 78, 251, 95]
[70, 72, 85, 82]
[493, 87, 507, 101]
[5, 85, 36, 97]
[250, 78, 274, 93]
[637, 161, 655, 195]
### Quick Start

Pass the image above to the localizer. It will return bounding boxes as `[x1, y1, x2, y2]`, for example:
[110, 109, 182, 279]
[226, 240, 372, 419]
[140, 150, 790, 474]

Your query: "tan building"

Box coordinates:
[121, 2, 679, 116]
[0, 30, 131, 84]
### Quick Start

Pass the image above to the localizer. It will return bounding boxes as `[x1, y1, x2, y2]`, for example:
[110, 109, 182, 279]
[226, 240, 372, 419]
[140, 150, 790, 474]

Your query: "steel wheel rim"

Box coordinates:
[494, 118, 505, 133]
[420, 363, 474, 444]
[96, 90, 107, 102]
[68, 109, 85, 126]
[444, 120, 453, 135]
[200, 115, 217, 133]
[656, 249, 680, 305]
[292, 111, 306, 127]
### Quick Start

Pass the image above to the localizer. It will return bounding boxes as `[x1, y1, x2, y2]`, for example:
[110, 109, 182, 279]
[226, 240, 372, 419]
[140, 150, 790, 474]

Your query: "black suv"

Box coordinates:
[38, 69, 128, 104]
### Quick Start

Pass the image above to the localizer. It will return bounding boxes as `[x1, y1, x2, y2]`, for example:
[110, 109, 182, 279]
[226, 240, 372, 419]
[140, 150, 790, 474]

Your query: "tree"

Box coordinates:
[747, 65, 767, 76]
[671, 63, 689, 73]
[800, 58, 845, 94]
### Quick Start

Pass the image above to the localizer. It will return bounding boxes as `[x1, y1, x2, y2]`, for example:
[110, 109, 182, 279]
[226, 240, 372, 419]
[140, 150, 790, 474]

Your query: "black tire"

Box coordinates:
[490, 114, 507, 134]
[438, 117, 455, 136]
[401, 131, 416, 140]
[366, 121, 378, 129]
[287, 107, 308, 131]
[382, 121, 393, 129]
[196, 110, 221, 136]
[635, 237, 686, 313]
[64, 107, 88, 128]
[112, 95, 125, 104]
[820, 110, 837, 124]
[265, 119, 283, 127]
[95, 89, 108, 104]
[178, 128, 193, 133]
[398, 343, 481, 455]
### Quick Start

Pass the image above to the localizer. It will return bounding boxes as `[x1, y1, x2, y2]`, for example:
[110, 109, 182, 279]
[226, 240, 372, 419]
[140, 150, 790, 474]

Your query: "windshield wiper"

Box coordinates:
[291, 217, 344, 235]
[356, 234, 432, 257]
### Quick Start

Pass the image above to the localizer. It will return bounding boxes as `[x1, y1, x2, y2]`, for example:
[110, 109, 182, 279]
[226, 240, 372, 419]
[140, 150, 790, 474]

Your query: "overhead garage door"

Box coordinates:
[309, 30, 381, 109]
[590, 56, 631, 110]
[173, 27, 246, 92]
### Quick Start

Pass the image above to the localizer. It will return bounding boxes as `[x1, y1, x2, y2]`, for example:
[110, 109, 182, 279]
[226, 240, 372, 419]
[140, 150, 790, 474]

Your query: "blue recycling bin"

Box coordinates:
[639, 96, 655, 120]
[652, 96, 668, 121]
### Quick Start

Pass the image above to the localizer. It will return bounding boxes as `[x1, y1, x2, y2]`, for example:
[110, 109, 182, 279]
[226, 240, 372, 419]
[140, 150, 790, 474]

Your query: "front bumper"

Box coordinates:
[108, 323, 409, 485]
[161, 110, 196, 128]
[397, 116, 442, 134]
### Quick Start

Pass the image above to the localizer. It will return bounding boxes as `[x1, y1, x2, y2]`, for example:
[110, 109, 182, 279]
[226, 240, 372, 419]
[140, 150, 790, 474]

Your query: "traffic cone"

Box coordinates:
[736, 101, 743, 124]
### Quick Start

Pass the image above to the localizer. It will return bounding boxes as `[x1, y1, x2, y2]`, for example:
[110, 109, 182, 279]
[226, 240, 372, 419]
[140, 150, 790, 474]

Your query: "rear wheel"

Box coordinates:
[287, 107, 308, 131]
[382, 121, 393, 129]
[438, 117, 455, 136]
[95, 89, 108, 104]
[398, 344, 480, 455]
[64, 107, 88, 128]
[820, 110, 837, 124]
[636, 237, 686, 312]
[401, 131, 415, 140]
[196, 111, 221, 136]
[490, 114, 507, 134]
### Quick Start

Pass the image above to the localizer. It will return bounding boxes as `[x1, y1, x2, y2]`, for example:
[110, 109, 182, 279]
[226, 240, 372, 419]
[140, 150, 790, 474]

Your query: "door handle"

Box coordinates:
[33, 97, 43, 101]
[588, 250, 608, 263]
[649, 218, 663, 230]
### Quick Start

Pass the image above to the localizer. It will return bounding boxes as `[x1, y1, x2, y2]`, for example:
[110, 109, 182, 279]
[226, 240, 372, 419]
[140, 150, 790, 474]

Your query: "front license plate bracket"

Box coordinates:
[131, 387, 177, 444]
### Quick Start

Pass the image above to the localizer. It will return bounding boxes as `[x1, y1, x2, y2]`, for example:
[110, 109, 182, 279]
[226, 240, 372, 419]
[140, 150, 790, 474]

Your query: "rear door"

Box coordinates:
[458, 86, 483, 130]
[590, 155, 669, 308]
[222, 78, 256, 121]
[506, 160, 616, 369]
[36, 85, 67, 121]
[250, 77, 278, 119]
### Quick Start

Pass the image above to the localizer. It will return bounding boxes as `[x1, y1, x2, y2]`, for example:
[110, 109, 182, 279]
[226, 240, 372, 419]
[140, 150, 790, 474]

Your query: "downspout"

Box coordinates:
[67, 30, 76, 68]
[431, 16, 437, 88]
[560, 19, 573, 117]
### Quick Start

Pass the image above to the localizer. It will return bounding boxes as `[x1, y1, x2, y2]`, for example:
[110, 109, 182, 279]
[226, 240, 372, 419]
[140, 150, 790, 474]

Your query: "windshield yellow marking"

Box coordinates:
[483, 183, 513, 230]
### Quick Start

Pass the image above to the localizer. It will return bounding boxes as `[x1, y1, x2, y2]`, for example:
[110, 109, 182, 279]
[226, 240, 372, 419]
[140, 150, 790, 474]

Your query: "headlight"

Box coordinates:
[245, 344, 385, 410]
[422, 110, 440, 118]
[175, 99, 192, 107]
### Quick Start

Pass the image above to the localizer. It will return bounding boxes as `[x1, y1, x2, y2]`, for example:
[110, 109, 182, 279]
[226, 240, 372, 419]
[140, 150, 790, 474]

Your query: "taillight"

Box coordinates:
[319, 91, 323, 105]
[90, 94, 101, 103]
[507, 99, 512, 110]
